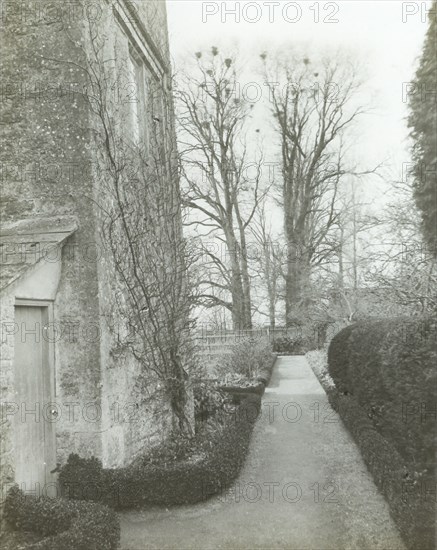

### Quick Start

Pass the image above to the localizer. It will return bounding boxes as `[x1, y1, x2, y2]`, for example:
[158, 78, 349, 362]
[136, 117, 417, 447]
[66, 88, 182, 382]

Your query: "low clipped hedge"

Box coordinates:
[327, 317, 437, 549]
[59, 393, 262, 509]
[3, 486, 120, 549]
[255, 353, 277, 385]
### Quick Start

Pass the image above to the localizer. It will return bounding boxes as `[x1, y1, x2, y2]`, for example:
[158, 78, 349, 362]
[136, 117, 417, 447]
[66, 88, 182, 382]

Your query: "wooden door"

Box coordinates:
[14, 304, 56, 496]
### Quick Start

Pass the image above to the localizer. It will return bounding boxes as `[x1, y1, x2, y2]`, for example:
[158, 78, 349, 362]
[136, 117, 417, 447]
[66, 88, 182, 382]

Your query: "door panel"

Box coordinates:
[14, 305, 56, 495]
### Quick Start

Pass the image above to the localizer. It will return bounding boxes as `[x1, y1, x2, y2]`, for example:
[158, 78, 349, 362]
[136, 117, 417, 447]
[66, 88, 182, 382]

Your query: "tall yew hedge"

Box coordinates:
[328, 318, 436, 549]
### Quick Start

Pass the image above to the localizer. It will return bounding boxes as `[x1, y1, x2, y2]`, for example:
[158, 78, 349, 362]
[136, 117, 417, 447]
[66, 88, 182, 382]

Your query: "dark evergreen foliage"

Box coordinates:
[408, 3, 437, 252]
[3, 486, 120, 550]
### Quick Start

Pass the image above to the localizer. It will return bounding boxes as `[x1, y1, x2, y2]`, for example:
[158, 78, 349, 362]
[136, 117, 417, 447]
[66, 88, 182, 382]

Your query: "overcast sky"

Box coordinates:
[166, 0, 432, 205]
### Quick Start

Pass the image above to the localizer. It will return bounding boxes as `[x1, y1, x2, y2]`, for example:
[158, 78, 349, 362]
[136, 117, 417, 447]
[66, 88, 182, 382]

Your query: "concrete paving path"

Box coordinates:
[120, 356, 405, 550]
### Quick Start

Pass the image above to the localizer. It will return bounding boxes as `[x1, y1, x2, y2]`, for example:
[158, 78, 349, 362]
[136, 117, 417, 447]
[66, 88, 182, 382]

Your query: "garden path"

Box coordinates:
[120, 355, 405, 550]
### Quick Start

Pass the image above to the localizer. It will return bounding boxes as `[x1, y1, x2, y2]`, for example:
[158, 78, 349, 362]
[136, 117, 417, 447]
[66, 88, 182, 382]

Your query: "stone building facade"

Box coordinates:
[0, 0, 188, 499]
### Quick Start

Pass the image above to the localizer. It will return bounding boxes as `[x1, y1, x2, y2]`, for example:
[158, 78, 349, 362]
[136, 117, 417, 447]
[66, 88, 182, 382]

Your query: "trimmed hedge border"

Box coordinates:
[2, 355, 279, 547]
[255, 353, 277, 386]
[327, 390, 435, 550]
[59, 393, 264, 510]
[320, 318, 437, 550]
[3, 486, 120, 550]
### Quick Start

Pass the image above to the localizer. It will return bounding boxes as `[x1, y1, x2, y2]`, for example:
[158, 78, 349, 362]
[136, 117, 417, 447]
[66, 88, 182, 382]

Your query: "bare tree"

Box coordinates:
[249, 201, 284, 328]
[328, 177, 385, 320]
[366, 180, 437, 314]
[330, 176, 436, 319]
[177, 48, 267, 330]
[264, 54, 367, 325]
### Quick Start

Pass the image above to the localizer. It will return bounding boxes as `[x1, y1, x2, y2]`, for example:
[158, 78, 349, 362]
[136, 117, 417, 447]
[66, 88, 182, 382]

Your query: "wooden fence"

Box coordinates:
[194, 326, 303, 363]
[193, 322, 349, 364]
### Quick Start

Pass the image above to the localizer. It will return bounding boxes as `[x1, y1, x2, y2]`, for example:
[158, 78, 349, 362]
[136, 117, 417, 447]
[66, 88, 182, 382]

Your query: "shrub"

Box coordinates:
[219, 380, 265, 397]
[214, 337, 274, 380]
[219, 354, 276, 403]
[3, 486, 120, 550]
[272, 335, 303, 354]
[60, 393, 262, 510]
[193, 380, 230, 426]
[271, 321, 330, 354]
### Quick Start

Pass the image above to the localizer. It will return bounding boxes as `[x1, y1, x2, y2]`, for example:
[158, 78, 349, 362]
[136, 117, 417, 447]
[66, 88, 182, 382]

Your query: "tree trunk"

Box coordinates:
[269, 298, 276, 329]
[169, 353, 193, 437]
[226, 229, 252, 330]
[230, 278, 246, 330]
[285, 247, 311, 326]
[240, 255, 253, 329]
